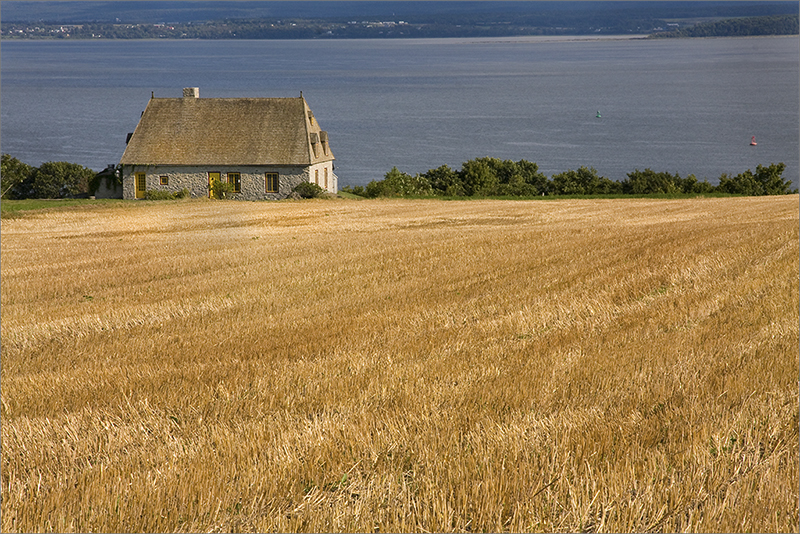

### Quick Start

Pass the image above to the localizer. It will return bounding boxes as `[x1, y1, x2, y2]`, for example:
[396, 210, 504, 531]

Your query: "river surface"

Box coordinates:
[2, 36, 797, 187]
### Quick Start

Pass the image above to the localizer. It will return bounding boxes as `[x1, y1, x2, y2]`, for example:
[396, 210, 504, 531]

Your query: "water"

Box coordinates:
[2, 36, 798, 187]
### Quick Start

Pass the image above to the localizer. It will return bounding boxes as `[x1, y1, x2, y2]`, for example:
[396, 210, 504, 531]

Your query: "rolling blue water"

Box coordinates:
[2, 36, 798, 188]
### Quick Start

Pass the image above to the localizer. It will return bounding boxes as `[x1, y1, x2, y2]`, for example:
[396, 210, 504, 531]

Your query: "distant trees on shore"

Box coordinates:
[342, 158, 797, 198]
[652, 14, 799, 38]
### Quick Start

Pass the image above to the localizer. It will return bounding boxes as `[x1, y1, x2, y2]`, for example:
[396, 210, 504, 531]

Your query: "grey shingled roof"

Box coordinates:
[120, 96, 333, 166]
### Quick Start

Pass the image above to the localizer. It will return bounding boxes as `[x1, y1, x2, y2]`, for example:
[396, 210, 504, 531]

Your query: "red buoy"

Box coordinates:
[750, 136, 757, 146]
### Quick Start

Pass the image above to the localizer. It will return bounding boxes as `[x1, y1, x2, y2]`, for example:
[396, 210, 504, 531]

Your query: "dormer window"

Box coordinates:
[320, 131, 329, 156]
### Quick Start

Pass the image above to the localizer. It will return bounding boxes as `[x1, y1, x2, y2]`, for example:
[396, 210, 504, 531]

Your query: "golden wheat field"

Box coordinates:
[1, 196, 798, 533]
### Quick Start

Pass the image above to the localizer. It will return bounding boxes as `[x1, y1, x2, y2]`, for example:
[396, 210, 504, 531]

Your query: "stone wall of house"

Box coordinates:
[121, 165, 322, 200]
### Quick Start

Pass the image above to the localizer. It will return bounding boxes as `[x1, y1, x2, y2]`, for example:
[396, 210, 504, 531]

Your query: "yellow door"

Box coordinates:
[208, 172, 220, 198]
[135, 173, 146, 199]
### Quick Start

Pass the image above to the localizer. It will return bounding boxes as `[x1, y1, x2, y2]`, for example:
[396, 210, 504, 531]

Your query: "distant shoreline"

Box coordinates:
[0, 34, 651, 43]
[5, 34, 799, 44]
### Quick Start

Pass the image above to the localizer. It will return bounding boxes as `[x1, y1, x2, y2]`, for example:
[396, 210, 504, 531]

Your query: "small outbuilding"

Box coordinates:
[119, 88, 336, 200]
[92, 164, 123, 199]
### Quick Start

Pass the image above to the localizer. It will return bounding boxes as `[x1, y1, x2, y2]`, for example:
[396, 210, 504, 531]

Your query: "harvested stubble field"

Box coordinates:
[1, 196, 798, 533]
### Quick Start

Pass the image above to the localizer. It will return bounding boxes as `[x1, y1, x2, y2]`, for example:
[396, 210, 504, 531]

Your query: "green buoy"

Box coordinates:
[596, 111, 601, 118]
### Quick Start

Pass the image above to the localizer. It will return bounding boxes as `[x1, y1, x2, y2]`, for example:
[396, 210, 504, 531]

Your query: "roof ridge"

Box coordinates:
[301, 96, 312, 163]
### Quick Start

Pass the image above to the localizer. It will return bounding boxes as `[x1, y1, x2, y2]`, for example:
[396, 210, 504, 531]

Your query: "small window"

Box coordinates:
[265, 172, 279, 193]
[324, 168, 329, 189]
[227, 172, 241, 193]
[160, 175, 169, 186]
[315, 169, 319, 185]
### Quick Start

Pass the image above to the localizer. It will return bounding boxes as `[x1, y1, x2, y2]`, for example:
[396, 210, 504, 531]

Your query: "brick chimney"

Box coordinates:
[183, 87, 199, 98]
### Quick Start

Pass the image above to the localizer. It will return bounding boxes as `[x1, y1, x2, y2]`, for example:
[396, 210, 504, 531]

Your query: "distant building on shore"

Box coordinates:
[118, 88, 336, 200]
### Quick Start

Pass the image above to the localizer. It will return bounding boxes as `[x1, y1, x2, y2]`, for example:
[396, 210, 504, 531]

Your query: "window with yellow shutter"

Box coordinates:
[227, 172, 241, 193]
[265, 173, 279, 193]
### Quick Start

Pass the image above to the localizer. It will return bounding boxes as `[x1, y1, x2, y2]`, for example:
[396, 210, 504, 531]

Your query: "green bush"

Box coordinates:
[211, 179, 235, 199]
[717, 163, 796, 195]
[512, 159, 550, 195]
[621, 169, 719, 195]
[676, 174, 715, 194]
[11, 161, 95, 199]
[459, 158, 499, 197]
[364, 167, 433, 198]
[622, 169, 677, 194]
[550, 167, 622, 195]
[424, 165, 464, 196]
[292, 181, 326, 199]
[364, 178, 395, 198]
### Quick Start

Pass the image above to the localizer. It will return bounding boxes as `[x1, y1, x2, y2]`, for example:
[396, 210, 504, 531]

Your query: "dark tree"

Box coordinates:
[513, 159, 550, 196]
[30, 161, 95, 198]
[1, 154, 34, 199]
[622, 168, 681, 195]
[459, 158, 500, 197]
[717, 163, 795, 195]
[424, 165, 464, 196]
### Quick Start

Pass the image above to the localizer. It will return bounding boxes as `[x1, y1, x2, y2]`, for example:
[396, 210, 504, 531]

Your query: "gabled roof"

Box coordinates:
[120, 95, 333, 166]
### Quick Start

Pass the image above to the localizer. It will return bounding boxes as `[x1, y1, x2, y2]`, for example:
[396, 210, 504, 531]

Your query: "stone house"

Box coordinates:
[119, 88, 336, 200]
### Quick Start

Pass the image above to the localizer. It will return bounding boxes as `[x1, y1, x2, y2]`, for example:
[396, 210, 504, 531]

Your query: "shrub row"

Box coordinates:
[5, 154, 795, 200]
[342, 158, 796, 198]
[1, 155, 99, 199]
